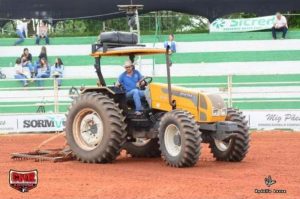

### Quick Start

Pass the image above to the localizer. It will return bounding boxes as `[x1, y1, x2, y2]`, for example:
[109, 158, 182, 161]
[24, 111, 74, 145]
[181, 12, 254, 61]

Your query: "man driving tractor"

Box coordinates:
[116, 60, 145, 115]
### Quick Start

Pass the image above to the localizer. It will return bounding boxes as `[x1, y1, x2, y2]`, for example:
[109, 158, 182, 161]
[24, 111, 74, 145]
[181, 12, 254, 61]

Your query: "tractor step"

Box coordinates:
[11, 148, 73, 162]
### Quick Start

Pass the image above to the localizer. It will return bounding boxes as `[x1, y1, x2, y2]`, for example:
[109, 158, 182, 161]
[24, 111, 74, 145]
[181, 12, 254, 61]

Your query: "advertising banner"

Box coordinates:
[244, 110, 300, 130]
[210, 15, 275, 32]
[18, 114, 66, 132]
[0, 116, 18, 132]
[0, 114, 66, 134]
[1, 111, 300, 133]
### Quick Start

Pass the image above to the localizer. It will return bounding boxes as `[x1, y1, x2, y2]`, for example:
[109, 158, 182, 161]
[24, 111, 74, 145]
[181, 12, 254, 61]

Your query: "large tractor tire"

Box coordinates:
[209, 108, 250, 162]
[65, 92, 126, 163]
[158, 110, 202, 167]
[124, 138, 161, 158]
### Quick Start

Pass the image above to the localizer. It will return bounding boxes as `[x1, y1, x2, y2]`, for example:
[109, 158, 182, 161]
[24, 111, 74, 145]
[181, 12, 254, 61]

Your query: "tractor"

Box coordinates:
[65, 34, 250, 167]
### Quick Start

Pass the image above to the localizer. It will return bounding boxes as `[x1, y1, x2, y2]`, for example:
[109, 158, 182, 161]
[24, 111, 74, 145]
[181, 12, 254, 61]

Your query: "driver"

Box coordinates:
[116, 60, 145, 115]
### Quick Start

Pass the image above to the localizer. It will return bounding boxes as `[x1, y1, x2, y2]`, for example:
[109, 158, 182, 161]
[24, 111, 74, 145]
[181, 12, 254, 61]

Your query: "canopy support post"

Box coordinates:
[94, 57, 106, 87]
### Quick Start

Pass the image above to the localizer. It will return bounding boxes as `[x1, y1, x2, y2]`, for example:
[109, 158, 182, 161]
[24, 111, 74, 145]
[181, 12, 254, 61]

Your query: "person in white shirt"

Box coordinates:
[14, 19, 30, 45]
[272, 12, 288, 39]
[14, 58, 31, 86]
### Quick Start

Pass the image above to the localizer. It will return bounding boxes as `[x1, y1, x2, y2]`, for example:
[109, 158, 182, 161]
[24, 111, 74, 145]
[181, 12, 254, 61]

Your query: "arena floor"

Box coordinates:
[0, 131, 299, 199]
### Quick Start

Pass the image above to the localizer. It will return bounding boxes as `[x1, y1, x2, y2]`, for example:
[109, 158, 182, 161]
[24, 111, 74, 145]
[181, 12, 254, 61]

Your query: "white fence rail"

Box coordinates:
[1, 75, 300, 132]
[0, 75, 300, 113]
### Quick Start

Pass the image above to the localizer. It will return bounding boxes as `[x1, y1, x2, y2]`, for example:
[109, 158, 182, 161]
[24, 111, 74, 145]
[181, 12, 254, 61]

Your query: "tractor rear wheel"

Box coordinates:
[158, 110, 202, 167]
[124, 138, 161, 158]
[65, 92, 126, 163]
[209, 108, 250, 161]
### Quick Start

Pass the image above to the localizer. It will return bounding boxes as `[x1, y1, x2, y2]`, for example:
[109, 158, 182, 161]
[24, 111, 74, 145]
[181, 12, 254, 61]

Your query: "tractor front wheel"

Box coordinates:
[209, 108, 250, 162]
[158, 110, 202, 167]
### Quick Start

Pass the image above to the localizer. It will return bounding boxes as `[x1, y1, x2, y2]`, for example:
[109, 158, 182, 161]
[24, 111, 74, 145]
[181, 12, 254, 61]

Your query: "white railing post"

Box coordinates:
[152, 57, 156, 76]
[227, 74, 233, 107]
[53, 77, 59, 113]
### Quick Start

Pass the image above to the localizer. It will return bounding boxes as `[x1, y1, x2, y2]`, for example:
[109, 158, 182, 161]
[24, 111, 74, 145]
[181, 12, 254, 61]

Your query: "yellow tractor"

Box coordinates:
[65, 41, 250, 168]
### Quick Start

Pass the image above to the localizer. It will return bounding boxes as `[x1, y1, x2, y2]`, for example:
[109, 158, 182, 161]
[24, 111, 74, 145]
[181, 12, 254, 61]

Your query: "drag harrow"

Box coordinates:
[11, 132, 74, 162]
[11, 148, 73, 162]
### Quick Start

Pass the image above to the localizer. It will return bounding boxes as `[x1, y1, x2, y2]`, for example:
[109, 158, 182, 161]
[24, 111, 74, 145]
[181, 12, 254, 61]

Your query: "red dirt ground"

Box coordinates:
[0, 131, 299, 199]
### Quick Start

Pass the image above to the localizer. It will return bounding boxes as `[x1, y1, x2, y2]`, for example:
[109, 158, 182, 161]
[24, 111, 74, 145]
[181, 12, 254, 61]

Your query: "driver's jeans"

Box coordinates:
[126, 89, 145, 111]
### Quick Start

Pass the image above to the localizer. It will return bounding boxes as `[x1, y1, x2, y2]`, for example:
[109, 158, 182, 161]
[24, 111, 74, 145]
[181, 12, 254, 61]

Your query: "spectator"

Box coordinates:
[272, 12, 288, 39]
[38, 46, 48, 61]
[36, 57, 50, 87]
[21, 48, 32, 62]
[14, 58, 30, 86]
[164, 34, 176, 53]
[36, 21, 50, 45]
[21, 48, 35, 77]
[34, 46, 48, 71]
[51, 58, 64, 86]
[14, 19, 30, 46]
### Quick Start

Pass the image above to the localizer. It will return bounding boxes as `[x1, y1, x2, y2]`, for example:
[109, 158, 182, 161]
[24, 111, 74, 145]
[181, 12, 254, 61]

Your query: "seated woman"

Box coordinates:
[20, 48, 34, 77]
[36, 57, 50, 87]
[51, 58, 64, 86]
[33, 46, 48, 75]
[14, 58, 30, 87]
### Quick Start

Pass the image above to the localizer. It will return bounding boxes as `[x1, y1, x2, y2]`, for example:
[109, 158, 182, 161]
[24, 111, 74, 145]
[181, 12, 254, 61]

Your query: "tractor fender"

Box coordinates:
[81, 87, 116, 97]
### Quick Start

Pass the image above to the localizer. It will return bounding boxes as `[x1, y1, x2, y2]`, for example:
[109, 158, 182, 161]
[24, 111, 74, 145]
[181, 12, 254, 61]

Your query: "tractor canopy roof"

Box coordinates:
[91, 46, 166, 57]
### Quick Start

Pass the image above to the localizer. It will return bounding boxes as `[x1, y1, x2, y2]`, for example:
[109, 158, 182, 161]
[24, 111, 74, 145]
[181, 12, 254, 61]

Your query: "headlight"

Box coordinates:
[212, 108, 219, 116]
[221, 108, 227, 116]
[212, 107, 227, 116]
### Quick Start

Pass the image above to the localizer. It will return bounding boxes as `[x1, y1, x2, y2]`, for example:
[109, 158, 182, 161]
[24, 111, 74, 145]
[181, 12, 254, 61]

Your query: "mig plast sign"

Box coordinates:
[244, 110, 300, 130]
[210, 15, 275, 32]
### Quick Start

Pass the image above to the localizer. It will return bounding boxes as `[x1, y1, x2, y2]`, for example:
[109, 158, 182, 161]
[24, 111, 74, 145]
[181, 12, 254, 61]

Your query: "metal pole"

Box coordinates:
[166, 46, 175, 109]
[54, 77, 59, 113]
[94, 57, 106, 86]
[135, 9, 141, 43]
[134, 9, 142, 70]
[284, 13, 300, 16]
[102, 21, 106, 31]
[227, 74, 233, 107]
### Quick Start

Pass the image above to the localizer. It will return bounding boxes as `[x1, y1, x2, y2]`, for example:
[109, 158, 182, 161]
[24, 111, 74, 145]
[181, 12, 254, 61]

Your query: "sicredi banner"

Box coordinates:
[210, 15, 275, 32]
[0, 114, 66, 133]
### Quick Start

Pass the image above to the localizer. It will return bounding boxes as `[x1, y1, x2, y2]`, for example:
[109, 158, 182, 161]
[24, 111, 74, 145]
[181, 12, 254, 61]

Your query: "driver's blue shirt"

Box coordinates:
[118, 70, 143, 92]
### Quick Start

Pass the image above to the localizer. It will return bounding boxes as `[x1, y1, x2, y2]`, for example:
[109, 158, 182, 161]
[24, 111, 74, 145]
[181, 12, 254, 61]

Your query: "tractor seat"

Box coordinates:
[126, 96, 147, 107]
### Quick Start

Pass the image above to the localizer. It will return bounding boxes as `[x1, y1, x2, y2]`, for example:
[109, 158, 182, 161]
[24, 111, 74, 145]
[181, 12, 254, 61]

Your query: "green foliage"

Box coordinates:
[287, 12, 300, 28]
[1, 11, 299, 38]
[53, 19, 102, 36]
[50, 11, 210, 36]
[1, 21, 16, 37]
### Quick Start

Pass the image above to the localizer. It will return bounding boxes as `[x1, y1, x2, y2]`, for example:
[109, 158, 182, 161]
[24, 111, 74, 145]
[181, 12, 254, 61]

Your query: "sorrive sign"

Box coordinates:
[0, 114, 66, 133]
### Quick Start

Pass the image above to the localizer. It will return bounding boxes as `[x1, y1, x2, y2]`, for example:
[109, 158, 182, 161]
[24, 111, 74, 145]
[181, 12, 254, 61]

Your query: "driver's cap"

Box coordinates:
[124, 60, 133, 68]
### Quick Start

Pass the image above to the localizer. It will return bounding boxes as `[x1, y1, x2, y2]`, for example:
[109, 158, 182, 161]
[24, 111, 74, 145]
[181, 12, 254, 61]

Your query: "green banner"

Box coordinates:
[210, 16, 275, 32]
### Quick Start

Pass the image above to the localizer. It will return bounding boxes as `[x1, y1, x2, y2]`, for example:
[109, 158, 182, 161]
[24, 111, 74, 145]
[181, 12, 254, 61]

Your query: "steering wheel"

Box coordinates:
[138, 76, 153, 90]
